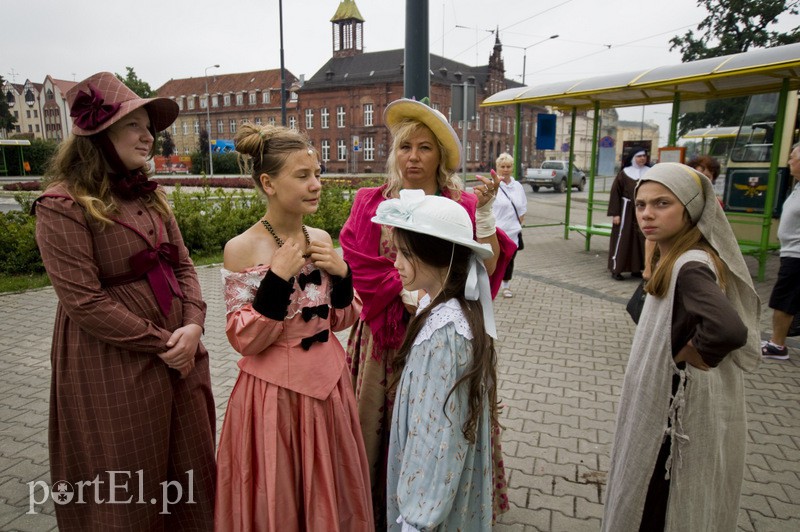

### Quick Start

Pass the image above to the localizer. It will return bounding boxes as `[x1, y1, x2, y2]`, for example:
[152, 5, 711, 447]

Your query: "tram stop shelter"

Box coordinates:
[482, 42, 800, 279]
[0, 139, 31, 177]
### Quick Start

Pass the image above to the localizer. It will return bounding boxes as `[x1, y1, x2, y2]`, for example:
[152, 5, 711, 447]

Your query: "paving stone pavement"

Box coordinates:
[1, 188, 799, 531]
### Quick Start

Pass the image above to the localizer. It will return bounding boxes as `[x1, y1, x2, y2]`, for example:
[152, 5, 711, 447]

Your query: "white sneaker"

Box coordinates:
[503, 288, 513, 298]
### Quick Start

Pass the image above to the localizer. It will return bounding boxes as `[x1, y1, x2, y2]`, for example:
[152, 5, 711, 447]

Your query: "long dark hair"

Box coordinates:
[391, 228, 497, 443]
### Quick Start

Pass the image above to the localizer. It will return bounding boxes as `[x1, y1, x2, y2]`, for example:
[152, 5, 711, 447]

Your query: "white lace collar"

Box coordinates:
[413, 296, 473, 346]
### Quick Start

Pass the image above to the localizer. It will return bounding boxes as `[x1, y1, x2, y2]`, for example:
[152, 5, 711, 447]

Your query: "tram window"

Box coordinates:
[732, 92, 780, 163]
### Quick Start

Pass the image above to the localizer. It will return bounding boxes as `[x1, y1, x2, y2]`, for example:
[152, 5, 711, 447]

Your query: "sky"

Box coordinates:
[4, 0, 800, 144]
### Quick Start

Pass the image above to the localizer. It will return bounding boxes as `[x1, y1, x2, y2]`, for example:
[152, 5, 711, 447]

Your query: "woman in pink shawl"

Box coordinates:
[339, 98, 515, 529]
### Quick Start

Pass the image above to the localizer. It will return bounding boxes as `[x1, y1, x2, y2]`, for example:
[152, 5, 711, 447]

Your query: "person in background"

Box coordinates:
[686, 155, 721, 184]
[603, 163, 760, 531]
[339, 98, 514, 529]
[33, 72, 216, 530]
[762, 142, 800, 360]
[215, 124, 372, 530]
[608, 147, 649, 280]
[492, 152, 527, 298]
[373, 190, 497, 531]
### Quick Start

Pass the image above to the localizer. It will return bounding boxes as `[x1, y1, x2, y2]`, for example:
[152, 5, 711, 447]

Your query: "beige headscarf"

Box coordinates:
[637, 162, 761, 372]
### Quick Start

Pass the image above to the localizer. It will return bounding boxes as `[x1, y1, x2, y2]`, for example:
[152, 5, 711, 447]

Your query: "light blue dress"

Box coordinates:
[386, 297, 492, 531]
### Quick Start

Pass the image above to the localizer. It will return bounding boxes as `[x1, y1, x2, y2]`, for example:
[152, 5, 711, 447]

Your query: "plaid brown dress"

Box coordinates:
[34, 184, 216, 531]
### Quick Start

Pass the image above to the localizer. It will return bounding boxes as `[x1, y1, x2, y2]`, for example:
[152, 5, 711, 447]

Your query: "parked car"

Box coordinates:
[524, 161, 586, 193]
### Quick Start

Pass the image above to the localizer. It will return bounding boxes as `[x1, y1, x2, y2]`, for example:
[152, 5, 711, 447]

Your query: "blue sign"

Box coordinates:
[536, 114, 557, 150]
[560, 142, 570, 152]
[599, 136, 615, 148]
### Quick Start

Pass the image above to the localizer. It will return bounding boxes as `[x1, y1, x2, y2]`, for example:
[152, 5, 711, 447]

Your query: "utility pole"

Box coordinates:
[404, 0, 429, 100]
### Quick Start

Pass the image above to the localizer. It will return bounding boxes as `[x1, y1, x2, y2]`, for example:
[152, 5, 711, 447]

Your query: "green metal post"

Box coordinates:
[758, 78, 789, 280]
[564, 107, 577, 239]
[669, 93, 680, 146]
[514, 104, 523, 179]
[585, 101, 601, 250]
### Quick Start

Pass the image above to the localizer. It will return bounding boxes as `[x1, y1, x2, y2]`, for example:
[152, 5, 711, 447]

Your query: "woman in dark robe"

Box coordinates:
[608, 147, 649, 280]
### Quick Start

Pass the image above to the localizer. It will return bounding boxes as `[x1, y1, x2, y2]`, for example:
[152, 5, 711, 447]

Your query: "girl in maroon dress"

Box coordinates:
[34, 72, 216, 530]
[215, 123, 373, 531]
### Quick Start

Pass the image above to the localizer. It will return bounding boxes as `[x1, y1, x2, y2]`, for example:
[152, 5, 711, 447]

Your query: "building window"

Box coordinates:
[305, 109, 314, 129]
[476, 113, 480, 130]
[212, 95, 219, 108]
[364, 136, 374, 161]
[289, 116, 297, 129]
[269, 117, 276, 126]
[507, 118, 511, 134]
[255, 117, 262, 125]
[171, 124, 177, 135]
[336, 106, 346, 128]
[182, 122, 188, 135]
[262, 91, 270, 104]
[188, 97, 195, 110]
[35, 124, 40, 132]
[488, 114, 494, 132]
[200, 96, 207, 109]
[475, 144, 480, 164]
[28, 125, 33, 132]
[224, 94, 231, 106]
[26, 110, 31, 118]
[177, 99, 183, 111]
[248, 92, 256, 105]
[337, 139, 346, 160]
[194, 120, 199, 134]
[321, 140, 330, 162]
[467, 142, 471, 162]
[229, 119, 237, 133]
[321, 107, 329, 129]
[236, 93, 243, 106]
[364, 103, 373, 126]
[216, 120, 223, 133]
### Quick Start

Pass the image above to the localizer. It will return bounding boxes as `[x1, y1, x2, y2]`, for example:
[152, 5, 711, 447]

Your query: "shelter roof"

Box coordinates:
[482, 42, 800, 110]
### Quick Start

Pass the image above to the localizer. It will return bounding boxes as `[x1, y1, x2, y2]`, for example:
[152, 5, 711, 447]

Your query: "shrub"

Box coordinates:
[0, 210, 42, 275]
[189, 152, 241, 175]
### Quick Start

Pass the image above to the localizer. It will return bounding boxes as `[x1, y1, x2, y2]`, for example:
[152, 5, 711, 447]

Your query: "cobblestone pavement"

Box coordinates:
[1, 188, 798, 531]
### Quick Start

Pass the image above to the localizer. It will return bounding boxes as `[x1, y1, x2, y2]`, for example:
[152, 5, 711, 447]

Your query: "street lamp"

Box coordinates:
[204, 64, 220, 177]
[506, 34, 559, 86]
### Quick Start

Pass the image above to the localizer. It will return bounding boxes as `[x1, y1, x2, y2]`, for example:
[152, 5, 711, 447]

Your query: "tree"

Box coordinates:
[160, 131, 175, 158]
[670, 0, 800, 133]
[198, 129, 210, 172]
[0, 75, 17, 135]
[115, 67, 154, 98]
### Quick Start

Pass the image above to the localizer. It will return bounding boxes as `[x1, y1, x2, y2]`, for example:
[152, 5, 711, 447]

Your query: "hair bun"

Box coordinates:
[234, 123, 279, 157]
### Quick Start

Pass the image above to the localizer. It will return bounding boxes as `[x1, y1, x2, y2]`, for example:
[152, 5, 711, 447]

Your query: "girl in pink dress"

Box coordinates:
[215, 124, 373, 531]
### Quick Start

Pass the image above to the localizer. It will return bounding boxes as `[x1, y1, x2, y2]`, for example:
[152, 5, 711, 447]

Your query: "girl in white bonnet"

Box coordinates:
[603, 163, 761, 531]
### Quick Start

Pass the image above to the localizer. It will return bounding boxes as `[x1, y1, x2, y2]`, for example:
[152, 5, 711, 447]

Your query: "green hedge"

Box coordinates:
[0, 185, 357, 275]
[189, 152, 241, 175]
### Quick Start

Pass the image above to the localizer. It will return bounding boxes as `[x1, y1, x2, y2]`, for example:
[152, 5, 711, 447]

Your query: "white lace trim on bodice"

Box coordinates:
[413, 296, 473, 346]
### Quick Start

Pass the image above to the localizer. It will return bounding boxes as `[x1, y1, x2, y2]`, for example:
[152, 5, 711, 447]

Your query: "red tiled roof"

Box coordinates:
[156, 69, 296, 98]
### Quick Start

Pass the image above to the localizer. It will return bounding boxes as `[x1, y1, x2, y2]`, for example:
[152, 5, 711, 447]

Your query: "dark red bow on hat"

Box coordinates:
[69, 83, 121, 131]
[129, 242, 184, 317]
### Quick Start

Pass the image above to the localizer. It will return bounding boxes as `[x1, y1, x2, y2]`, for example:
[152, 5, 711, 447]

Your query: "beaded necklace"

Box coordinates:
[261, 219, 311, 258]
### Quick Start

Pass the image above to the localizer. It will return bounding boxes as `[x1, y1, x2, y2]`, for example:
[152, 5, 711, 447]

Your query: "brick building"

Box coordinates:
[299, 0, 546, 174]
[155, 69, 300, 158]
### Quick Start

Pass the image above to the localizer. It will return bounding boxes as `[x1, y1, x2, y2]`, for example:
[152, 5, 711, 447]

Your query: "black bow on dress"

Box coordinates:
[298, 270, 322, 290]
[302, 305, 330, 322]
[300, 330, 329, 350]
